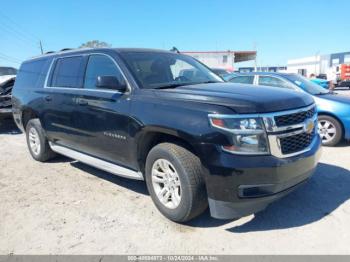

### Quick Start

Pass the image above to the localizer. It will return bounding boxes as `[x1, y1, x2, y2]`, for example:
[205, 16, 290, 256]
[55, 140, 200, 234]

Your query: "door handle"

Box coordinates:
[44, 95, 52, 102]
[77, 99, 88, 106]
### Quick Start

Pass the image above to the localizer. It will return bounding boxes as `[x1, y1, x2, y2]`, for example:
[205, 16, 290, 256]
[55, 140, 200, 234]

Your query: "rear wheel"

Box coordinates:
[318, 115, 343, 146]
[26, 119, 56, 162]
[145, 143, 208, 222]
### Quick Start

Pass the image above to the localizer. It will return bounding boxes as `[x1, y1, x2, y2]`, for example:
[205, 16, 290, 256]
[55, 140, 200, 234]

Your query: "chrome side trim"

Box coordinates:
[49, 142, 144, 180]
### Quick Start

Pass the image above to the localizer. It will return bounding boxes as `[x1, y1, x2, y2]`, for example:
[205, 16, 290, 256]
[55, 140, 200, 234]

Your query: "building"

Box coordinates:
[287, 51, 350, 77]
[182, 50, 256, 71]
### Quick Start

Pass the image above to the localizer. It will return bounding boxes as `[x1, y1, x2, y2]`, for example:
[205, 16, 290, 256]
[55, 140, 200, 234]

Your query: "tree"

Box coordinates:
[79, 40, 112, 49]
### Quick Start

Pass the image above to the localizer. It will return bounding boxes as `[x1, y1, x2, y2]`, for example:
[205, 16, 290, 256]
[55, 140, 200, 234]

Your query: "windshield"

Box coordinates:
[0, 67, 17, 76]
[283, 74, 329, 95]
[120, 52, 223, 89]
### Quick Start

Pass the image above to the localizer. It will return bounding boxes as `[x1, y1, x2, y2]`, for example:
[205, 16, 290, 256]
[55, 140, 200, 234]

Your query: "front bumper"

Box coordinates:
[198, 134, 322, 219]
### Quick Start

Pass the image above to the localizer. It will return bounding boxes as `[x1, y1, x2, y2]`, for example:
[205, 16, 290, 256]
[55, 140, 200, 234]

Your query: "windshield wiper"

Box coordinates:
[314, 92, 329, 95]
[152, 83, 191, 89]
[195, 80, 221, 84]
[152, 80, 221, 89]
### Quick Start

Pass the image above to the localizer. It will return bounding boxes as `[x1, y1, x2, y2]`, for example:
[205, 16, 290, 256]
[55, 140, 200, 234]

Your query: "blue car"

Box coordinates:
[227, 72, 350, 146]
[310, 78, 329, 89]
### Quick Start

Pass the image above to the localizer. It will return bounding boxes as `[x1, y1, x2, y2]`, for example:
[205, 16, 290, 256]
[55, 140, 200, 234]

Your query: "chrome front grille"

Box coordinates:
[274, 106, 316, 127]
[262, 104, 318, 158]
[280, 130, 315, 154]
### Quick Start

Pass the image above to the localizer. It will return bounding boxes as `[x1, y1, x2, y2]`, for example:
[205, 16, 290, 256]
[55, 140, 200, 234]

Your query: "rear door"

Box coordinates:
[72, 53, 132, 167]
[42, 55, 88, 149]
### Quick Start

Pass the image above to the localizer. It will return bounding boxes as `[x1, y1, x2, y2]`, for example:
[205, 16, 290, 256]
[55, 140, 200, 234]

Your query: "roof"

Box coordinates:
[26, 47, 178, 62]
[27, 47, 256, 63]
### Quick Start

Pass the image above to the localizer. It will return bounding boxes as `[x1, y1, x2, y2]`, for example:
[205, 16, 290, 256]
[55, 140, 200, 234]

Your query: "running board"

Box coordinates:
[49, 142, 144, 180]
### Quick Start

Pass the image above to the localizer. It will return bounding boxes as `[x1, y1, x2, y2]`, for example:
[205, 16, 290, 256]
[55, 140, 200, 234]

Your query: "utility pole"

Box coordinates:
[39, 40, 44, 54]
[253, 42, 257, 72]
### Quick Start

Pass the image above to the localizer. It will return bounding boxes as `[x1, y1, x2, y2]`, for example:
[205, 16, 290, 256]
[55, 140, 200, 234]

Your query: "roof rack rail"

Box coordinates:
[45, 51, 55, 54]
[60, 48, 74, 52]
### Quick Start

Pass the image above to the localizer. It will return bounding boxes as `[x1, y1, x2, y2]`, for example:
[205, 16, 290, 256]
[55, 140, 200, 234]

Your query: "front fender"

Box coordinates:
[128, 93, 235, 169]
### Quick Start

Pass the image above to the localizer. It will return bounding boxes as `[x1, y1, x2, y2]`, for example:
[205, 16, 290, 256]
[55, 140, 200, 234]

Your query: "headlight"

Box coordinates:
[209, 115, 269, 155]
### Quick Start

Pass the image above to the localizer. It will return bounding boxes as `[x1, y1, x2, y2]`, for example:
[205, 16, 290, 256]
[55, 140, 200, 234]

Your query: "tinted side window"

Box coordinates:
[258, 76, 293, 89]
[15, 59, 48, 89]
[50, 56, 84, 88]
[84, 55, 124, 89]
[229, 75, 254, 84]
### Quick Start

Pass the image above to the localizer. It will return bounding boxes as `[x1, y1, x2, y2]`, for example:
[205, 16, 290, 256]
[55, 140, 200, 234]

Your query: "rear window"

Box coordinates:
[15, 59, 48, 89]
[50, 56, 84, 88]
[258, 76, 294, 89]
[229, 75, 254, 84]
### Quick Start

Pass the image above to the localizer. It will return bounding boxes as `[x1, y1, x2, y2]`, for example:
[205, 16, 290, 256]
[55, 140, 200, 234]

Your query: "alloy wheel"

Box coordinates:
[318, 120, 336, 143]
[28, 127, 41, 155]
[151, 159, 182, 209]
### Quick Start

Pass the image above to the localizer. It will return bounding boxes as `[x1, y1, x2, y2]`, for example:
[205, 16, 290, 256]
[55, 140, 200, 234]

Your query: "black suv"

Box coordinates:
[12, 48, 321, 222]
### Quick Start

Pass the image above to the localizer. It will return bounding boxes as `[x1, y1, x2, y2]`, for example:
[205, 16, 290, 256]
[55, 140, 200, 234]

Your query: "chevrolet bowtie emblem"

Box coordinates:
[304, 119, 315, 134]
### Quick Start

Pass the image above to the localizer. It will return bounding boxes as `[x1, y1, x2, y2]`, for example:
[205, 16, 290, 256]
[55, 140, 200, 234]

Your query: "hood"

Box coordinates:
[155, 83, 314, 114]
[315, 93, 350, 104]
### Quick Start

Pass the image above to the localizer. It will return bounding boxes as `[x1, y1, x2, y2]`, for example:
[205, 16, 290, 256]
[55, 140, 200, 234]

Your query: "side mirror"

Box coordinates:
[96, 76, 127, 92]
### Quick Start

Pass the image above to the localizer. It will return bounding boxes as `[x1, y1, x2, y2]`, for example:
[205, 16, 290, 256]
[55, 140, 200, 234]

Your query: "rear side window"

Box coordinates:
[15, 59, 48, 89]
[229, 75, 254, 84]
[50, 56, 84, 88]
[258, 76, 294, 89]
[84, 55, 125, 89]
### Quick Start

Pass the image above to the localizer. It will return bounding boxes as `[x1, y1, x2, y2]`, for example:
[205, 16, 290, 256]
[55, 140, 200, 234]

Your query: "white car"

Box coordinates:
[0, 67, 17, 119]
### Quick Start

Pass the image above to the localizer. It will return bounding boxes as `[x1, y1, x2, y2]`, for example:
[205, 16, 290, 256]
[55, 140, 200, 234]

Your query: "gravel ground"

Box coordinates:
[1, 91, 350, 254]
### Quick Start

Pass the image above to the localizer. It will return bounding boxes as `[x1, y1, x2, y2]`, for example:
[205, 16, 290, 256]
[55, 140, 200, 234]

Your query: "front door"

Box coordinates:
[73, 54, 133, 168]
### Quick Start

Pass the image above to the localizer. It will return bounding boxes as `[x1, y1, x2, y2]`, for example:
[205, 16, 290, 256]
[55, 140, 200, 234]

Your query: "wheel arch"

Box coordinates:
[21, 108, 40, 130]
[136, 129, 199, 175]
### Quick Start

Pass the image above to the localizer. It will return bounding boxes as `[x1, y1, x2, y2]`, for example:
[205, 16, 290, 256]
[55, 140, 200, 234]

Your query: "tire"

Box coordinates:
[145, 143, 208, 222]
[318, 115, 343, 146]
[25, 119, 56, 162]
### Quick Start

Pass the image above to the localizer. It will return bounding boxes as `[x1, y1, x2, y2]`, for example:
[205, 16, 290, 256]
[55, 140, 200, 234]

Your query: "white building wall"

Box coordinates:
[287, 54, 331, 76]
[184, 52, 235, 70]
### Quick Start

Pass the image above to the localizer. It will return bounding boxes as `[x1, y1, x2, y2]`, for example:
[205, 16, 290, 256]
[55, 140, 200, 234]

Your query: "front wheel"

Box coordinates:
[318, 115, 343, 146]
[145, 143, 208, 222]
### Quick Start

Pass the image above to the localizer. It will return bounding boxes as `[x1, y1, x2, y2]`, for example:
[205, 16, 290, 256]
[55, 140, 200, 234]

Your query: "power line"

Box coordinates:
[0, 52, 22, 62]
[0, 10, 40, 42]
[0, 57, 21, 65]
[0, 24, 38, 49]
[0, 52, 23, 64]
[0, 10, 43, 53]
[0, 20, 37, 44]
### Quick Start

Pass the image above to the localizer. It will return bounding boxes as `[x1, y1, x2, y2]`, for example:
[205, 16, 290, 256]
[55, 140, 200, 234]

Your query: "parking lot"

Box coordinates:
[0, 90, 349, 255]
